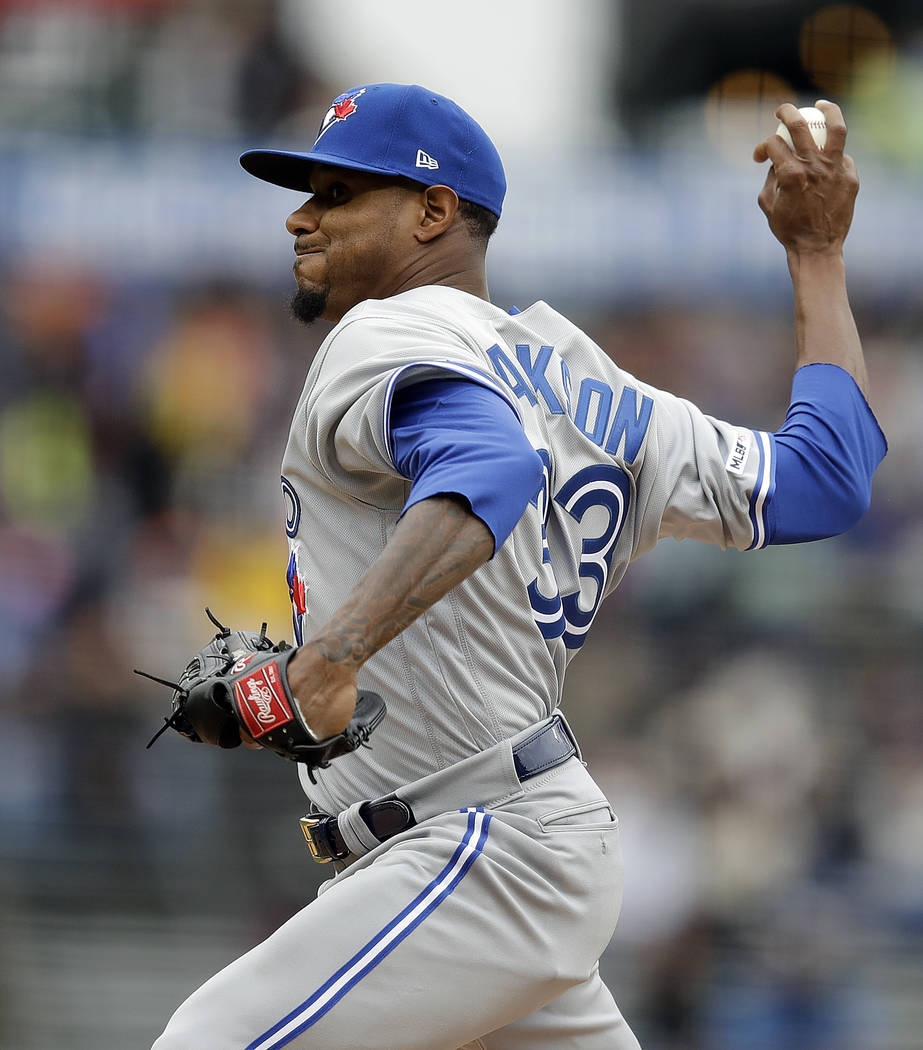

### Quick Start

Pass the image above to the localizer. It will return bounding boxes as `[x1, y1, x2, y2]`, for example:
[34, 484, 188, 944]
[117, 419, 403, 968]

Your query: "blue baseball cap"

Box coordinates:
[240, 83, 506, 217]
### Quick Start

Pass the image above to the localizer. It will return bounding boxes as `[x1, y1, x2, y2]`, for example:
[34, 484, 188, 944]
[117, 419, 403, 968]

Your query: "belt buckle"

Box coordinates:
[299, 814, 334, 863]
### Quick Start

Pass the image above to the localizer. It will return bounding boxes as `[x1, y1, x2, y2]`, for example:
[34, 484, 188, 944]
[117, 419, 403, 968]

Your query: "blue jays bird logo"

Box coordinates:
[314, 88, 366, 145]
[286, 548, 308, 646]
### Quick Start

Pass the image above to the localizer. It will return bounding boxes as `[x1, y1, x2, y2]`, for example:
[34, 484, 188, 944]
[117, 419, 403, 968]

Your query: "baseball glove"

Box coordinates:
[137, 609, 386, 780]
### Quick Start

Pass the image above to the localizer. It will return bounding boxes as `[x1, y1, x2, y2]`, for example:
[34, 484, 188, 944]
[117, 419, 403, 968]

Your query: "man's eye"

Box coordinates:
[327, 184, 347, 202]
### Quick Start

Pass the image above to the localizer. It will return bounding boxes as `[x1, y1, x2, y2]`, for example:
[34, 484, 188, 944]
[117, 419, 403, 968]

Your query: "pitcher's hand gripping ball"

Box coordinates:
[137, 609, 385, 780]
[775, 105, 828, 150]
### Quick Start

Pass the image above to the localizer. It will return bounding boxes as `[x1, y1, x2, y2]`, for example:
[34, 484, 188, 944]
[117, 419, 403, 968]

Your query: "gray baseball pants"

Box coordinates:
[152, 719, 641, 1049]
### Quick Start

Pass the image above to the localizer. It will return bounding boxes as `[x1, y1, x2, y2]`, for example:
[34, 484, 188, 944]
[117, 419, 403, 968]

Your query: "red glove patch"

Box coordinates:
[232, 657, 295, 739]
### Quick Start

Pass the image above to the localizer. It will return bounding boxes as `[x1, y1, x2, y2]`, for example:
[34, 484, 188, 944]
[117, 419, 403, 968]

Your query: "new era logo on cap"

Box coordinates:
[415, 149, 439, 170]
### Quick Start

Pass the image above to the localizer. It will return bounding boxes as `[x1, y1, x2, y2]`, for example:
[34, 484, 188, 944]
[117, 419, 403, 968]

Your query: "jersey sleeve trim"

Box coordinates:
[746, 430, 776, 551]
[381, 360, 522, 468]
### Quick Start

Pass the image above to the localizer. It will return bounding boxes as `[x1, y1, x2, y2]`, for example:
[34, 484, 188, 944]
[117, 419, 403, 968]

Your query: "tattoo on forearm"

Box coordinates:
[315, 497, 492, 668]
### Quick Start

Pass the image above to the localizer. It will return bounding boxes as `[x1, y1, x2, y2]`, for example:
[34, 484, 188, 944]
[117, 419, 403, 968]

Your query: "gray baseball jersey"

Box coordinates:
[282, 284, 769, 815]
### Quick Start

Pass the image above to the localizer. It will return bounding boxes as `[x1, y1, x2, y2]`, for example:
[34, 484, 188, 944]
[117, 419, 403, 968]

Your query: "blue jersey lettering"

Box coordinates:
[604, 387, 653, 463]
[515, 344, 565, 415]
[486, 344, 538, 406]
[281, 474, 301, 538]
[485, 342, 651, 466]
[574, 379, 613, 446]
[526, 461, 631, 649]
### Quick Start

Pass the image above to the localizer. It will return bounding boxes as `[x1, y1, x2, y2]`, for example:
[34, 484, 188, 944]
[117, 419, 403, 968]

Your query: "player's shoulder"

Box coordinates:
[330, 288, 585, 347]
[310, 287, 501, 388]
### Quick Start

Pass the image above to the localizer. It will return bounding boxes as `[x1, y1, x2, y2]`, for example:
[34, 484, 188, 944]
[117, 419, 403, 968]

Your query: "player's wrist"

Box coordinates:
[287, 642, 359, 739]
[786, 243, 845, 267]
[787, 246, 847, 289]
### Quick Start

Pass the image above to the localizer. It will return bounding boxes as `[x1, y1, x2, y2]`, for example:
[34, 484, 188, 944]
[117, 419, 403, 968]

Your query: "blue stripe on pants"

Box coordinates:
[247, 807, 492, 1050]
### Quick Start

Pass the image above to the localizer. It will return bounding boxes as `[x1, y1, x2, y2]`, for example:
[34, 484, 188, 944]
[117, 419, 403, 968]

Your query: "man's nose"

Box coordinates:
[285, 199, 320, 235]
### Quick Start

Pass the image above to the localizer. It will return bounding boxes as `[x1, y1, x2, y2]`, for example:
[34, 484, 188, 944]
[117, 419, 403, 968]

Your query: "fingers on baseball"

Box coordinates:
[814, 99, 847, 156]
[753, 123, 802, 165]
[774, 103, 819, 155]
[758, 133, 803, 176]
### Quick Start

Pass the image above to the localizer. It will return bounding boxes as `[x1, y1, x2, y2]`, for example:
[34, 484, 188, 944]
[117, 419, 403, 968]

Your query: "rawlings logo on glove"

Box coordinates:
[234, 660, 295, 737]
[136, 609, 386, 780]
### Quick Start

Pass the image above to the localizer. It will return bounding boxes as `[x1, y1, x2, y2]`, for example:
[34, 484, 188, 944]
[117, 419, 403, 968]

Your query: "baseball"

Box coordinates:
[775, 106, 827, 150]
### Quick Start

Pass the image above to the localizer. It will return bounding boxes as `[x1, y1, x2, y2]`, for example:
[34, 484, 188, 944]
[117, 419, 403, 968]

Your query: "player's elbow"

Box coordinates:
[834, 476, 873, 535]
[820, 456, 875, 537]
[788, 477, 872, 542]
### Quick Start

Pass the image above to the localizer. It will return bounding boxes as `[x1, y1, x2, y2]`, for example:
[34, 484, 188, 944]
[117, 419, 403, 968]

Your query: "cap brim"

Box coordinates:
[240, 149, 416, 191]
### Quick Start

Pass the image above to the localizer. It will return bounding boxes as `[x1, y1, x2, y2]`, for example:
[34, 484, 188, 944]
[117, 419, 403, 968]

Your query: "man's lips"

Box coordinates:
[293, 249, 323, 272]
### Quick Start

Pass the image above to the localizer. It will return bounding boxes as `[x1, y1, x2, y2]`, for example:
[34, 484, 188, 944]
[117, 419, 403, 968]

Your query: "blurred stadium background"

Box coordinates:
[0, 1, 920, 1047]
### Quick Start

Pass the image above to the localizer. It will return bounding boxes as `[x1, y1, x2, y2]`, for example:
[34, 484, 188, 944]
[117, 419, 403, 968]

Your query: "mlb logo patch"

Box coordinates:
[725, 430, 752, 475]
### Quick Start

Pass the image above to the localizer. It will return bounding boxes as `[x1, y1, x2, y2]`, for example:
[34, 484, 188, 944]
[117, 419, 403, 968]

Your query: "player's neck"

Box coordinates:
[388, 257, 490, 304]
[428, 270, 490, 301]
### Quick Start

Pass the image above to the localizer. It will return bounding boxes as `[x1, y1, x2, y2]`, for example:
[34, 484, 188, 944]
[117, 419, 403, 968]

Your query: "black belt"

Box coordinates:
[299, 715, 577, 863]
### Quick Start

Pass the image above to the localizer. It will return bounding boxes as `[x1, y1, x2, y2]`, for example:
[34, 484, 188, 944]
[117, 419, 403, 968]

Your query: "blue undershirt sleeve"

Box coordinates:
[388, 377, 544, 555]
[763, 363, 887, 545]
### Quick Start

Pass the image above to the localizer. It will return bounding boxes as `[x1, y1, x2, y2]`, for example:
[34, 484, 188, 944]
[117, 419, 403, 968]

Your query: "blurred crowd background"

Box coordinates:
[0, 1, 920, 1048]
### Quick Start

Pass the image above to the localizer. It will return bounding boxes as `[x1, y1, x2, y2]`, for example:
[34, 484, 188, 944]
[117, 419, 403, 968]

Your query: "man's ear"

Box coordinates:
[415, 185, 459, 243]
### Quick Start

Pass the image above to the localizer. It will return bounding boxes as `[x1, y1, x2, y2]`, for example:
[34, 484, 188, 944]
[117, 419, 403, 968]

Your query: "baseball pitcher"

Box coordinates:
[148, 84, 885, 1049]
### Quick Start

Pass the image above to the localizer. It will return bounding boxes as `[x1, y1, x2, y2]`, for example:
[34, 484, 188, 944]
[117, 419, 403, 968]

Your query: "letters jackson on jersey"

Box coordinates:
[279, 287, 773, 813]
